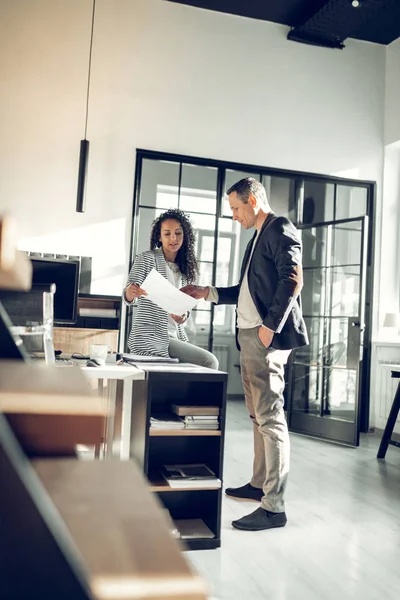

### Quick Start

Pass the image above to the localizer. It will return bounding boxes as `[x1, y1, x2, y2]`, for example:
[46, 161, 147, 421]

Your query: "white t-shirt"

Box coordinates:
[207, 229, 264, 329]
[165, 261, 182, 338]
[236, 230, 262, 329]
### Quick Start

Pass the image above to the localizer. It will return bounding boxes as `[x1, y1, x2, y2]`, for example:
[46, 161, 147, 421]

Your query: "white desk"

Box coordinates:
[81, 364, 145, 460]
[79, 362, 217, 460]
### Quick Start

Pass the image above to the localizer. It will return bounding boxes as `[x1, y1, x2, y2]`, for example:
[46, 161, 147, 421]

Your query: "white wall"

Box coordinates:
[0, 0, 386, 296]
[384, 37, 400, 146]
[0, 0, 392, 401]
[0, 0, 127, 294]
[377, 38, 400, 333]
[379, 143, 400, 319]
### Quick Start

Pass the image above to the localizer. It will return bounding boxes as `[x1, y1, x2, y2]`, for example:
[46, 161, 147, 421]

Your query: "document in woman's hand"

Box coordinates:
[141, 269, 198, 314]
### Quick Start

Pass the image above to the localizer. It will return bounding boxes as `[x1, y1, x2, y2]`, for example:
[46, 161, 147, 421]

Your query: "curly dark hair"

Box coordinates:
[150, 208, 198, 283]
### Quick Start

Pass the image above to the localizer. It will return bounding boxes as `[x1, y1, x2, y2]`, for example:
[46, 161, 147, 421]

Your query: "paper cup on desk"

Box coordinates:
[89, 344, 109, 366]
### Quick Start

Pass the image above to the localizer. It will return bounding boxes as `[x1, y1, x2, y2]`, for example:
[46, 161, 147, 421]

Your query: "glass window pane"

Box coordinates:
[213, 304, 227, 328]
[293, 316, 350, 369]
[191, 308, 211, 340]
[212, 216, 242, 334]
[302, 264, 360, 319]
[179, 164, 217, 214]
[198, 236, 214, 262]
[302, 181, 334, 224]
[262, 175, 297, 222]
[302, 267, 327, 317]
[332, 221, 362, 267]
[291, 365, 322, 415]
[336, 186, 367, 220]
[291, 363, 357, 421]
[213, 304, 230, 332]
[215, 222, 242, 288]
[188, 213, 215, 231]
[219, 218, 238, 233]
[326, 369, 357, 421]
[134, 207, 164, 255]
[213, 304, 235, 334]
[301, 226, 328, 268]
[215, 237, 232, 287]
[294, 317, 325, 366]
[140, 160, 180, 208]
[192, 309, 211, 328]
[330, 266, 360, 317]
[198, 261, 213, 285]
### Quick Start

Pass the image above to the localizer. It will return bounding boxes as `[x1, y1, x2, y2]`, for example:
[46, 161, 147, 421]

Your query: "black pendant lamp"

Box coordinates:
[76, 0, 96, 213]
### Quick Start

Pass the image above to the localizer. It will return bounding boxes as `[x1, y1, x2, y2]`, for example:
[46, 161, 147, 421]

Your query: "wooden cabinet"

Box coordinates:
[130, 365, 227, 550]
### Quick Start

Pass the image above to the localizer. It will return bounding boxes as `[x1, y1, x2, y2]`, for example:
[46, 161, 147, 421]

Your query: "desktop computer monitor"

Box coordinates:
[30, 257, 80, 325]
[0, 257, 79, 328]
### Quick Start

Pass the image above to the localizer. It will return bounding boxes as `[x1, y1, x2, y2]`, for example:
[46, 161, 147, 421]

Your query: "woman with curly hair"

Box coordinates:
[123, 209, 218, 369]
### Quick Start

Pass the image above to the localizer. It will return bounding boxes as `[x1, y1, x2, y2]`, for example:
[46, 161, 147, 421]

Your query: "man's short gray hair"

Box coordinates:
[226, 177, 269, 208]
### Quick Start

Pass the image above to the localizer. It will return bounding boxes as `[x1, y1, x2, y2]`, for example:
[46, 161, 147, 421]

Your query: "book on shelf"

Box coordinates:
[150, 414, 219, 431]
[150, 414, 185, 430]
[171, 404, 220, 417]
[183, 416, 218, 422]
[163, 478, 221, 489]
[182, 416, 219, 430]
[79, 307, 117, 318]
[162, 463, 221, 489]
[173, 519, 215, 540]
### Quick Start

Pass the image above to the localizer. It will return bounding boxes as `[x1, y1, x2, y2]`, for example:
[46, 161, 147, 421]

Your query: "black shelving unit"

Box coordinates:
[130, 366, 228, 550]
[69, 294, 121, 330]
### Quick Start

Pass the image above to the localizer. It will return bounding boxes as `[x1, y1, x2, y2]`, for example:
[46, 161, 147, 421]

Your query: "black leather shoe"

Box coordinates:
[232, 507, 287, 531]
[225, 482, 263, 502]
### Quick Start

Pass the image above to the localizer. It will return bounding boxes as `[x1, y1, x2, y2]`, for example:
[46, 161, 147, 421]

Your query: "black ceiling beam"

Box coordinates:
[287, 0, 388, 50]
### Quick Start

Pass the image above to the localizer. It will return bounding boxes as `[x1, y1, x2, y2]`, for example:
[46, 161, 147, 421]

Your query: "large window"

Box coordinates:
[130, 152, 373, 349]
[128, 150, 374, 437]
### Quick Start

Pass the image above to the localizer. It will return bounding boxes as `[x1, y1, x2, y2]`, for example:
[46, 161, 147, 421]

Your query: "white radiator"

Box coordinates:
[372, 343, 400, 434]
[200, 344, 229, 372]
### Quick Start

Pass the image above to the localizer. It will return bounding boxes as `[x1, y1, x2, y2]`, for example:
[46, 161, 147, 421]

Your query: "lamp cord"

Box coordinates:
[84, 0, 96, 139]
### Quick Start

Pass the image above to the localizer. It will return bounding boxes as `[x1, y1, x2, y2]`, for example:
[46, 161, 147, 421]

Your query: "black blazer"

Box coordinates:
[216, 213, 309, 351]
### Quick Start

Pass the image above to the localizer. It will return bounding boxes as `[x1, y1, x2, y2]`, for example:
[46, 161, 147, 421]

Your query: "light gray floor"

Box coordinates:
[187, 400, 400, 600]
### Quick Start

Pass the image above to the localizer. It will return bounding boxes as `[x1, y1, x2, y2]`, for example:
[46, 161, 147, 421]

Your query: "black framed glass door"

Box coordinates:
[287, 217, 368, 446]
[126, 149, 375, 440]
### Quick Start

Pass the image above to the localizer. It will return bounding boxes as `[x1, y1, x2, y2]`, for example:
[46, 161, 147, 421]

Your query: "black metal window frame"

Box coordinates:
[129, 148, 376, 432]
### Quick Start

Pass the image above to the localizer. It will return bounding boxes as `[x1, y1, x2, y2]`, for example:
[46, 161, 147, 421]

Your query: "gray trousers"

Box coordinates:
[168, 337, 219, 370]
[238, 327, 291, 513]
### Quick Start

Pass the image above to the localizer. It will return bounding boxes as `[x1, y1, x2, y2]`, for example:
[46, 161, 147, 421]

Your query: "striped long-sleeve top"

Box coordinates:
[123, 249, 189, 357]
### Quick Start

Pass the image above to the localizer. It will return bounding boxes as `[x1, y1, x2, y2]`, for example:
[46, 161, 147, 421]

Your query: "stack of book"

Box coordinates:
[150, 414, 185, 430]
[181, 416, 219, 430]
[162, 463, 221, 489]
[171, 404, 220, 430]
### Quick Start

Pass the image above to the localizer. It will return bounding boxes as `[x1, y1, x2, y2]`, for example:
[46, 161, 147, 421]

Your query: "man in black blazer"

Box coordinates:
[181, 177, 308, 531]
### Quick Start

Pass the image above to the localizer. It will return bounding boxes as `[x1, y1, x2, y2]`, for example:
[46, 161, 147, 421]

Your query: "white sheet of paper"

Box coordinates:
[141, 268, 198, 314]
